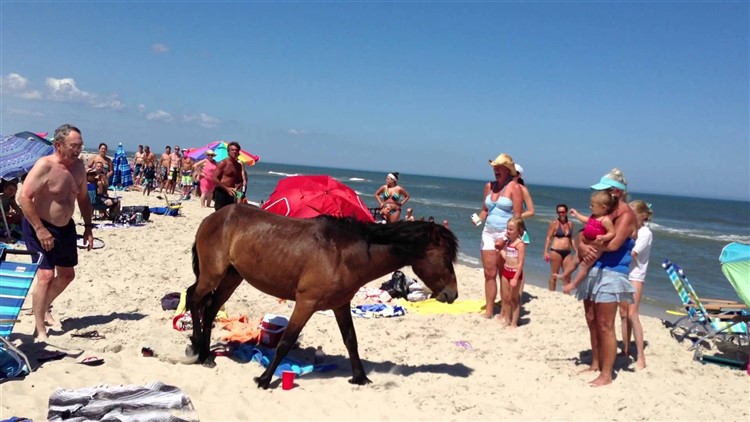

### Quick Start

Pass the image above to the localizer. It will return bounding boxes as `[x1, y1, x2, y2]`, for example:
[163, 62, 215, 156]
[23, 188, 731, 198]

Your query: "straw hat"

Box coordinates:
[488, 153, 517, 176]
[205, 150, 217, 156]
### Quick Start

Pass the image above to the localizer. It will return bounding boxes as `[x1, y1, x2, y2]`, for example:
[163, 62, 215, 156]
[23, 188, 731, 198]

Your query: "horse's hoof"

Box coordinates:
[348, 376, 372, 385]
[200, 354, 216, 368]
[253, 376, 271, 389]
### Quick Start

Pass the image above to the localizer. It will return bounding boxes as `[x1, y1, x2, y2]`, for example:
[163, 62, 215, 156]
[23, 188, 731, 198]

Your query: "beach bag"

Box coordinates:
[0, 344, 30, 380]
[121, 205, 150, 221]
[380, 271, 411, 299]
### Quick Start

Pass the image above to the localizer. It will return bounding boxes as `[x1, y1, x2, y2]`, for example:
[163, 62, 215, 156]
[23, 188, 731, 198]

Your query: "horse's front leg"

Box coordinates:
[254, 300, 315, 389]
[333, 304, 371, 385]
[186, 283, 206, 360]
[199, 273, 244, 368]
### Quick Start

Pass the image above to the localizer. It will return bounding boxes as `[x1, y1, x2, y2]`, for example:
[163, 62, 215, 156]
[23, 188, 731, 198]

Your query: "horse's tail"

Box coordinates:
[191, 242, 200, 279]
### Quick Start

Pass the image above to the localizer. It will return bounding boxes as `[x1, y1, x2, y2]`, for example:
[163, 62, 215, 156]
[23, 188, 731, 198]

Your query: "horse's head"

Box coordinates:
[411, 224, 459, 304]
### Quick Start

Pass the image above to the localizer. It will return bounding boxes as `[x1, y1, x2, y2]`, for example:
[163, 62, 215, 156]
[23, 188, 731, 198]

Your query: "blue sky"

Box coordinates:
[1, 2, 748, 200]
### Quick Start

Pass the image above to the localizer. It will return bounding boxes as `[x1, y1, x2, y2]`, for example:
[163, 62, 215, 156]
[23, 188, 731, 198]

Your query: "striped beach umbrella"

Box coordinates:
[0, 132, 54, 180]
[186, 141, 260, 166]
[110, 143, 133, 189]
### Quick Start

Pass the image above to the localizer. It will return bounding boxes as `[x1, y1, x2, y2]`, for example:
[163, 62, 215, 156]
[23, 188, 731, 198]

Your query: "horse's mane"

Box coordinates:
[318, 216, 459, 262]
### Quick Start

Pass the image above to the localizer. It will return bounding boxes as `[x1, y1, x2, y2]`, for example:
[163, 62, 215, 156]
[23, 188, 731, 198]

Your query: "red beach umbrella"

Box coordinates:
[262, 175, 375, 223]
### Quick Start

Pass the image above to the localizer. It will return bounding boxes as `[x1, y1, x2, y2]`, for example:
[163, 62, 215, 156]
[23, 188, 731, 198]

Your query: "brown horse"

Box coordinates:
[187, 204, 459, 388]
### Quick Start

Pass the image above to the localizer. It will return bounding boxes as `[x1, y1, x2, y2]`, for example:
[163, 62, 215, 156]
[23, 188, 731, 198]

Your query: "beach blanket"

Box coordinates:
[47, 381, 198, 422]
[397, 298, 485, 315]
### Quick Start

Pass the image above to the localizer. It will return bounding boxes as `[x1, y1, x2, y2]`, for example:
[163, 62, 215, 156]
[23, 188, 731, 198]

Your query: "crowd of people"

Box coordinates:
[8, 123, 654, 389]
[474, 153, 654, 386]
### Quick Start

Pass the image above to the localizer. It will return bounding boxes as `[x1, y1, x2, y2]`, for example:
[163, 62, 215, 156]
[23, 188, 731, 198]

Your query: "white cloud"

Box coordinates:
[152, 43, 169, 54]
[147, 110, 173, 122]
[18, 90, 43, 99]
[6, 107, 45, 117]
[183, 113, 221, 128]
[288, 129, 309, 136]
[1, 73, 29, 90]
[42, 77, 125, 110]
[138, 104, 146, 113]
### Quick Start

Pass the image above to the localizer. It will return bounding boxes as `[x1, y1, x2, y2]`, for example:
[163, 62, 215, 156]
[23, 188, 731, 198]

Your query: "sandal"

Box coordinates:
[79, 356, 105, 366]
[71, 330, 105, 340]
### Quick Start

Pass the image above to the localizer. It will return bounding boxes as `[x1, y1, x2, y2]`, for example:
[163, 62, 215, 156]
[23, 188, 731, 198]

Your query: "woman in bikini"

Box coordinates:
[543, 203, 576, 291]
[374, 172, 410, 223]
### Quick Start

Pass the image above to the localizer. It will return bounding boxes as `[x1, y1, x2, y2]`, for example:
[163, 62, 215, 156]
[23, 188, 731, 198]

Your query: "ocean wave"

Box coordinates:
[267, 171, 299, 177]
[409, 197, 477, 210]
[457, 252, 481, 267]
[347, 177, 370, 183]
[649, 223, 750, 243]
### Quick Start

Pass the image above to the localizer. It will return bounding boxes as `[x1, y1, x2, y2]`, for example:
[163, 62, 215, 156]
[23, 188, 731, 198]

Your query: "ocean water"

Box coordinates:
[238, 161, 749, 313]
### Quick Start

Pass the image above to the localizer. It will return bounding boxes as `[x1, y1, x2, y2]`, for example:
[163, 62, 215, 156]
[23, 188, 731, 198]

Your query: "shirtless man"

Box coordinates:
[18, 124, 94, 341]
[87, 143, 113, 182]
[180, 154, 195, 199]
[159, 146, 171, 193]
[211, 141, 244, 211]
[168, 145, 182, 195]
[133, 145, 145, 186]
[143, 145, 157, 170]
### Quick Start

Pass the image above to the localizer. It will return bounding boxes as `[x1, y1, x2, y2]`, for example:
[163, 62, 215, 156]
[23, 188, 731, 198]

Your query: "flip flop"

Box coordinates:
[211, 345, 233, 357]
[71, 330, 105, 340]
[37, 350, 67, 363]
[76, 235, 105, 249]
[79, 356, 105, 366]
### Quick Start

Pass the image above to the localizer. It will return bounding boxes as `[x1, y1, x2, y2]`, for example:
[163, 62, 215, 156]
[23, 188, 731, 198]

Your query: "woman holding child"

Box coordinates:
[477, 153, 523, 319]
[572, 168, 636, 387]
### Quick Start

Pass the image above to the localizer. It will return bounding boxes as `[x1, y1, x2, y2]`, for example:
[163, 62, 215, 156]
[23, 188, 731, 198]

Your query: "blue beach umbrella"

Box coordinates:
[110, 143, 133, 189]
[0, 132, 54, 180]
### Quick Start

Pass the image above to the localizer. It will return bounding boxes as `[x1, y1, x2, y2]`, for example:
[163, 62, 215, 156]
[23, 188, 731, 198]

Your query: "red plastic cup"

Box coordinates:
[281, 370, 295, 390]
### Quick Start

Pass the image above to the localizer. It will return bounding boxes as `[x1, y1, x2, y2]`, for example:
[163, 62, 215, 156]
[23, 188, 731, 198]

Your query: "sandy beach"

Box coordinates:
[1, 190, 748, 421]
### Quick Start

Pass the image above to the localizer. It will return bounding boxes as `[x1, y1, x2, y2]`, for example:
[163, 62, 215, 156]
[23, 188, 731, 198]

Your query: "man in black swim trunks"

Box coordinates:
[18, 124, 94, 341]
[210, 141, 244, 211]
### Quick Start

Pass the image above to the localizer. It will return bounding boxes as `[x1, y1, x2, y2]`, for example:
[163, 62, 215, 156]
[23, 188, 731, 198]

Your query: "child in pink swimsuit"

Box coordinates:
[563, 190, 616, 294]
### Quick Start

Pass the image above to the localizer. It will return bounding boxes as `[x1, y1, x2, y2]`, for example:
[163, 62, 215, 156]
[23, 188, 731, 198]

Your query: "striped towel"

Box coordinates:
[48, 381, 198, 422]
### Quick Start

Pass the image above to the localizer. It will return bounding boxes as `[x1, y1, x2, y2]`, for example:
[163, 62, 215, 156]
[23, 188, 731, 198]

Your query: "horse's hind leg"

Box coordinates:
[333, 304, 372, 385]
[198, 271, 244, 367]
[254, 300, 316, 389]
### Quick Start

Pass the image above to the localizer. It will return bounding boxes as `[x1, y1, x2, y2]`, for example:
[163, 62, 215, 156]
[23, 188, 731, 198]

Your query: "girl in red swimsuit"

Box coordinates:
[500, 216, 526, 328]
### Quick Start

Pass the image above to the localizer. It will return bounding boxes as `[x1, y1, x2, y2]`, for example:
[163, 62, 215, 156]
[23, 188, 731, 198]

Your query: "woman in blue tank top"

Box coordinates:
[572, 168, 636, 387]
[475, 153, 523, 319]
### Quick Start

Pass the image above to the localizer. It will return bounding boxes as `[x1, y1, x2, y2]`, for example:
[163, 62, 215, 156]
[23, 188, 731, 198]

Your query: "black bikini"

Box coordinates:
[550, 221, 572, 259]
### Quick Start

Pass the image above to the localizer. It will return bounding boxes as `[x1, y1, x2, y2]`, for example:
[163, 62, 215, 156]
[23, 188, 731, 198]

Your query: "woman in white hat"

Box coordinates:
[476, 153, 523, 320]
[374, 172, 410, 223]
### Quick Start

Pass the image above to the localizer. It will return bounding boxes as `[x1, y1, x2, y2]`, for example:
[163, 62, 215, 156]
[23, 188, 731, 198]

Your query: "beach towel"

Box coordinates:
[216, 314, 261, 343]
[235, 345, 336, 377]
[351, 304, 406, 318]
[397, 298, 485, 315]
[149, 207, 180, 217]
[47, 381, 198, 422]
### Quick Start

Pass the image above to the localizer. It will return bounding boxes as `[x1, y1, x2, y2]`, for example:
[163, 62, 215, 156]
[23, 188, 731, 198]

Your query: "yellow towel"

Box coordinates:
[175, 290, 227, 320]
[397, 298, 485, 315]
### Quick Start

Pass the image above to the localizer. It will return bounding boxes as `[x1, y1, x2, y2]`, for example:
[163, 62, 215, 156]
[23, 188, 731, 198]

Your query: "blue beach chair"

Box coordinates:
[662, 260, 748, 345]
[0, 248, 43, 378]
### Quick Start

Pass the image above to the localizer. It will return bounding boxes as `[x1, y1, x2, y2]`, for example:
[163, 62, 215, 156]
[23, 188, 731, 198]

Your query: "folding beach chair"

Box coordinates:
[0, 248, 43, 378]
[661, 260, 747, 344]
[690, 244, 750, 369]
